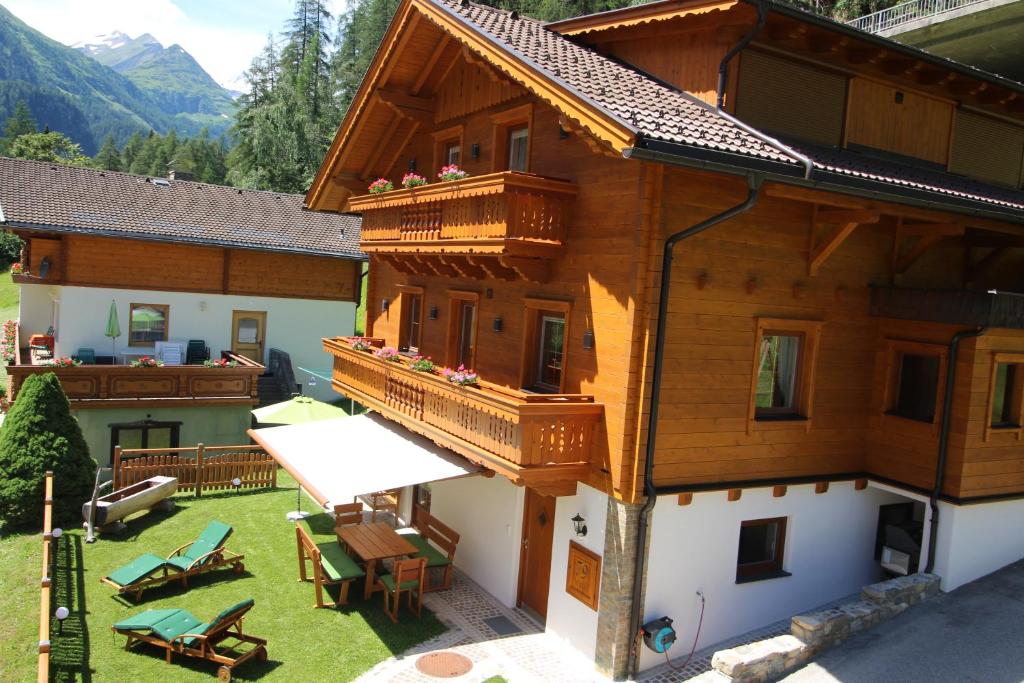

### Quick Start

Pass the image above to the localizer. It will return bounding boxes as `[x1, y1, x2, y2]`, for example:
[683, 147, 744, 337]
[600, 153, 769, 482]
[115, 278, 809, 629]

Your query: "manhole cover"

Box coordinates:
[415, 651, 473, 678]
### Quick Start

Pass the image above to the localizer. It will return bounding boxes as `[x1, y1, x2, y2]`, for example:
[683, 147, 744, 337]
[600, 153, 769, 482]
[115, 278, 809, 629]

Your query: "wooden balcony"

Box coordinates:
[348, 172, 578, 283]
[6, 353, 263, 408]
[324, 337, 602, 494]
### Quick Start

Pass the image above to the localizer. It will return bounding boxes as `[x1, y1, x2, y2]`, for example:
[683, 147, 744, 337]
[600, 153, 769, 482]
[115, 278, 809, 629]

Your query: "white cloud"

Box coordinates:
[5, 0, 282, 89]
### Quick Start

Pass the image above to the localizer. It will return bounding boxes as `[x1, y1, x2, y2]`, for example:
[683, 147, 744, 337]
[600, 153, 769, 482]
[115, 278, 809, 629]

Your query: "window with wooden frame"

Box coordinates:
[446, 290, 480, 369]
[398, 285, 424, 354]
[432, 125, 464, 174]
[110, 418, 181, 460]
[520, 298, 571, 393]
[883, 340, 947, 426]
[985, 353, 1024, 440]
[128, 303, 169, 345]
[748, 318, 822, 427]
[736, 517, 789, 583]
[491, 104, 533, 173]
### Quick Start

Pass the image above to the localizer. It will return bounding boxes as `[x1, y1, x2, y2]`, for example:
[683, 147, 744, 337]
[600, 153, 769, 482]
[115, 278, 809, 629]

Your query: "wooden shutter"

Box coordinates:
[949, 109, 1024, 188]
[735, 50, 847, 147]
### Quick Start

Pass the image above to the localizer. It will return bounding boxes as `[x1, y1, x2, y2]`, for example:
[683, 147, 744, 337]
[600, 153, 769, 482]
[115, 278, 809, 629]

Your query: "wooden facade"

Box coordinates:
[309, 0, 1024, 504]
[12, 233, 360, 302]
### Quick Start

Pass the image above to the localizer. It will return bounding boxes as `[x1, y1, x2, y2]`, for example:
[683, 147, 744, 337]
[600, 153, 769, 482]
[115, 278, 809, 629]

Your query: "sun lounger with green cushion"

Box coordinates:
[113, 599, 267, 681]
[101, 520, 245, 601]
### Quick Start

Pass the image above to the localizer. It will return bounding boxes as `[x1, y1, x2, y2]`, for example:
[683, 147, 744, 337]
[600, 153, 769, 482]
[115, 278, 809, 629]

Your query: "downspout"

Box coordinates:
[716, 0, 766, 109]
[924, 293, 995, 572]
[625, 174, 763, 679]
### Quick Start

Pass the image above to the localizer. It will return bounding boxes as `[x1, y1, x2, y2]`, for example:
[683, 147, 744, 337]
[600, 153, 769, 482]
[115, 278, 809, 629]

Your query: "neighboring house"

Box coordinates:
[0, 157, 364, 463]
[272, 0, 1022, 679]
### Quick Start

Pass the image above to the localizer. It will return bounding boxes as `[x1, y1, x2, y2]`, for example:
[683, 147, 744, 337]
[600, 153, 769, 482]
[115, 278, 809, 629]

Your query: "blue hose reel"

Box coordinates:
[642, 616, 677, 654]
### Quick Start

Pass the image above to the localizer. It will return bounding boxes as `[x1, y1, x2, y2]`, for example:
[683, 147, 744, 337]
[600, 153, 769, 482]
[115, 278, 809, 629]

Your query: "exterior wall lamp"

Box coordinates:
[571, 513, 588, 537]
[492, 316, 503, 333]
[429, 305, 439, 320]
[381, 298, 390, 312]
[472, 143, 480, 159]
[582, 330, 595, 350]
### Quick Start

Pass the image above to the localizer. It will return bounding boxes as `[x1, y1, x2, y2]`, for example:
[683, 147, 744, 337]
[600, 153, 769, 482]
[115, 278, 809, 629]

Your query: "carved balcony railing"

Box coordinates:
[6, 352, 264, 407]
[348, 172, 578, 283]
[324, 337, 602, 491]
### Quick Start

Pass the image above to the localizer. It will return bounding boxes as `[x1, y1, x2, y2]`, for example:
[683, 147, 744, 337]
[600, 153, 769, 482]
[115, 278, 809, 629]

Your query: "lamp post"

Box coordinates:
[55, 606, 69, 635]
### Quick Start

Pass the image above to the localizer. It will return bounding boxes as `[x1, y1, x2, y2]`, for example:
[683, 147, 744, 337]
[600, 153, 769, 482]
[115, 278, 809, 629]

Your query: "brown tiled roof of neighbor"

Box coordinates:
[0, 157, 364, 258]
[434, 0, 796, 165]
[433, 1, 1024, 221]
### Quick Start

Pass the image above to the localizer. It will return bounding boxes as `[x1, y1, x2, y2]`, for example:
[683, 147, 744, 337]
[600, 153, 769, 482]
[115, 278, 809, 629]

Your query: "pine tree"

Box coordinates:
[120, 131, 144, 171]
[93, 134, 122, 171]
[0, 373, 97, 530]
[1, 100, 37, 153]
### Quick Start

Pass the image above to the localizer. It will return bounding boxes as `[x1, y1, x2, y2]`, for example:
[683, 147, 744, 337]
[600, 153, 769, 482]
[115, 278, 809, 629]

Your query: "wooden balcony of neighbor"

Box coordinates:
[348, 171, 578, 283]
[6, 352, 264, 408]
[323, 336, 603, 494]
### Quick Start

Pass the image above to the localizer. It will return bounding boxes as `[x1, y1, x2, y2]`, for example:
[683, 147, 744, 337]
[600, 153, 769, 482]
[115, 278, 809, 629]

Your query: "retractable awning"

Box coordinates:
[248, 413, 482, 508]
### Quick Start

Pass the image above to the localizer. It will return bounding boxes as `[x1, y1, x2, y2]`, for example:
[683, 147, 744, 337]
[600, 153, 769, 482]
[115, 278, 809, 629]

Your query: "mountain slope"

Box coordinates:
[74, 31, 236, 128]
[0, 5, 230, 154]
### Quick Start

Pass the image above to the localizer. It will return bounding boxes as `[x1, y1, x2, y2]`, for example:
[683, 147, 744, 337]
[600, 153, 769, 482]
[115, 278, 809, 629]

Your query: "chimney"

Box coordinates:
[167, 169, 194, 182]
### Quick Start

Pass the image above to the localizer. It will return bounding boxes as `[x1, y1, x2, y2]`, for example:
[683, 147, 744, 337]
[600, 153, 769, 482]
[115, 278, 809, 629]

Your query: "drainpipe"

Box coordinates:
[925, 294, 996, 572]
[716, 0, 766, 109]
[625, 175, 763, 679]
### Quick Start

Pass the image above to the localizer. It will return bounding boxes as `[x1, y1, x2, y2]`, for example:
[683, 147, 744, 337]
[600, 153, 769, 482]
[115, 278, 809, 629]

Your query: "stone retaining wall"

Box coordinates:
[707, 573, 940, 683]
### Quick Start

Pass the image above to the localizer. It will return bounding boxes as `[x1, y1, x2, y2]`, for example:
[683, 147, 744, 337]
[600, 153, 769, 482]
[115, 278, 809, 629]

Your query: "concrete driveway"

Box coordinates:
[782, 561, 1024, 683]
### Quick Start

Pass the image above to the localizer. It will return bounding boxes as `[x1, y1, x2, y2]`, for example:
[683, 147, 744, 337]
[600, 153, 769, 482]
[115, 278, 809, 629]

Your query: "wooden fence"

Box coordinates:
[113, 444, 276, 495]
[38, 471, 54, 683]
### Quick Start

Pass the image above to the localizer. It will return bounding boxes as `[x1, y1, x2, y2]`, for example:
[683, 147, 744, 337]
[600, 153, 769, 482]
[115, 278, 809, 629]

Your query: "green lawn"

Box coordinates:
[3, 471, 446, 682]
[0, 268, 19, 385]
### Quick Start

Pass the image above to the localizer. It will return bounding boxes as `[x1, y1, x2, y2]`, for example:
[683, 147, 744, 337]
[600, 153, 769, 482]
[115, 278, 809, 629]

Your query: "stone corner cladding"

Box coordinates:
[711, 573, 940, 683]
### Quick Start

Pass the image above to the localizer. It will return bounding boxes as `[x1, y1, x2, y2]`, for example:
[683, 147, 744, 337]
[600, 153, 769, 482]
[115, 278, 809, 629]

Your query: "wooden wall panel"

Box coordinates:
[434, 56, 524, 123]
[228, 250, 358, 301]
[846, 77, 954, 165]
[65, 235, 224, 292]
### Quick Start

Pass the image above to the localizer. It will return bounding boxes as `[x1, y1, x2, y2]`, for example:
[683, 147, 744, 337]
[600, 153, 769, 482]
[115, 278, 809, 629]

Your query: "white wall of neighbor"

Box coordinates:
[638, 482, 909, 672]
[26, 284, 355, 402]
[18, 283, 60, 342]
[932, 497, 1024, 591]
[546, 483, 609, 662]
[429, 474, 526, 607]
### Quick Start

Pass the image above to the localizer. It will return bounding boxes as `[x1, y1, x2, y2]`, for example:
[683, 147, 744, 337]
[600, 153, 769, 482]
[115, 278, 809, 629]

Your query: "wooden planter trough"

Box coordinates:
[82, 475, 178, 527]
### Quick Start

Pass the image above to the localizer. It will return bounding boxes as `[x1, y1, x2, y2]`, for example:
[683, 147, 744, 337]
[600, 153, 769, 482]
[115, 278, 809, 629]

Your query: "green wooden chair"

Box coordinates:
[295, 522, 365, 608]
[113, 598, 267, 681]
[101, 520, 245, 601]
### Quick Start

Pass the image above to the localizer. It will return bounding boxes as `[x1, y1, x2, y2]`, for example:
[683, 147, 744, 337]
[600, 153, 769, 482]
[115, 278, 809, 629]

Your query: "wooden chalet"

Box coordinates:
[289, 0, 1024, 677]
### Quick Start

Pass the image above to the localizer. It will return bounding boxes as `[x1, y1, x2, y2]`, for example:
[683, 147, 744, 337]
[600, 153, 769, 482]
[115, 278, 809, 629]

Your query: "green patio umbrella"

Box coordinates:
[104, 300, 121, 358]
[251, 396, 348, 426]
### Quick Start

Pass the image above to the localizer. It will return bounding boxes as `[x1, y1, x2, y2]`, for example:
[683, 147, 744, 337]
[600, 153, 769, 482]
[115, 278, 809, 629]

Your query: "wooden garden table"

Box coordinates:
[336, 521, 418, 600]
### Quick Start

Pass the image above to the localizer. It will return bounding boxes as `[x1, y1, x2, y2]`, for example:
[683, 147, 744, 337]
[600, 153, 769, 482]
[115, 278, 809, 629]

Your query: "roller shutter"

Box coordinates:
[949, 109, 1024, 188]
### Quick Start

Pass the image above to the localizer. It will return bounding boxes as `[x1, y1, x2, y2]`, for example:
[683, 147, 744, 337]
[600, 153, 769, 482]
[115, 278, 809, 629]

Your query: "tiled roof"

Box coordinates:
[796, 145, 1024, 215]
[435, 0, 796, 165]
[432, 1, 1024, 220]
[0, 157, 364, 258]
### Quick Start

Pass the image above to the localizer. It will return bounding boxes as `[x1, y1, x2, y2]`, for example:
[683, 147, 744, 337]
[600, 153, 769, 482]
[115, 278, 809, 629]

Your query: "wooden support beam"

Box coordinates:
[499, 255, 550, 283]
[808, 208, 878, 276]
[380, 254, 416, 276]
[854, 479, 868, 491]
[815, 209, 881, 225]
[727, 488, 742, 502]
[815, 482, 829, 494]
[411, 34, 450, 95]
[809, 221, 859, 276]
[899, 222, 965, 238]
[894, 234, 945, 274]
[966, 247, 1011, 286]
[416, 255, 459, 278]
[440, 255, 487, 280]
[678, 493, 693, 506]
[469, 255, 517, 281]
[773, 485, 787, 498]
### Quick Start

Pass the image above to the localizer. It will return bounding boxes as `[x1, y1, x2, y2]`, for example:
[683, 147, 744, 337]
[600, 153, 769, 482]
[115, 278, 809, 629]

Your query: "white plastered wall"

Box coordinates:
[428, 474, 526, 607]
[931, 496, 1024, 591]
[546, 483, 609, 662]
[33, 284, 355, 402]
[638, 481, 910, 672]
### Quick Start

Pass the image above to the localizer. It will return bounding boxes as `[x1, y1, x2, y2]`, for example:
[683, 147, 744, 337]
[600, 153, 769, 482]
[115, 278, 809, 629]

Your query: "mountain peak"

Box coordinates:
[71, 30, 136, 54]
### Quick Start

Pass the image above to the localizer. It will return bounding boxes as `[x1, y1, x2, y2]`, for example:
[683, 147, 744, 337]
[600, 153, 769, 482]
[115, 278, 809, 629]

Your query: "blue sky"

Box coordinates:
[4, 0, 348, 89]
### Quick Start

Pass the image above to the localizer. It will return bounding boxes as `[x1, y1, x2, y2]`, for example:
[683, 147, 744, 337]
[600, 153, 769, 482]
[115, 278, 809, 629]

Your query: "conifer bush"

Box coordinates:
[0, 373, 96, 531]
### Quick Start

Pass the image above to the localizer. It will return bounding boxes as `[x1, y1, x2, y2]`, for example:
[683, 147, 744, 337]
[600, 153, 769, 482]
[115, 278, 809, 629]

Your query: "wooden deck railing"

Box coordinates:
[350, 171, 577, 254]
[38, 471, 54, 683]
[113, 444, 277, 495]
[323, 337, 602, 469]
[7, 352, 263, 406]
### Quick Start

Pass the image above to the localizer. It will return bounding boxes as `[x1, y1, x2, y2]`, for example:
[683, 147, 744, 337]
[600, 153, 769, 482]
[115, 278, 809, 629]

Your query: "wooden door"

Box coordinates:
[231, 310, 266, 364]
[456, 301, 476, 368]
[518, 488, 556, 620]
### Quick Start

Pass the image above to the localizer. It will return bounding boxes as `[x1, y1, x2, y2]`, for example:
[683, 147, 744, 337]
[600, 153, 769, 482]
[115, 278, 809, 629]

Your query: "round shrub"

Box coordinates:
[0, 373, 96, 531]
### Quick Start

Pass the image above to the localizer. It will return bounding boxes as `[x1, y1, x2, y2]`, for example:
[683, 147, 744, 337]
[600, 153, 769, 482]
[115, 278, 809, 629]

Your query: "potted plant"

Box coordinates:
[438, 164, 468, 182]
[373, 346, 402, 362]
[442, 365, 479, 386]
[409, 356, 436, 373]
[351, 338, 373, 351]
[402, 172, 428, 189]
[40, 356, 81, 367]
[1, 320, 16, 364]
[130, 356, 163, 368]
[368, 178, 394, 194]
[9, 262, 23, 275]
[203, 358, 239, 368]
